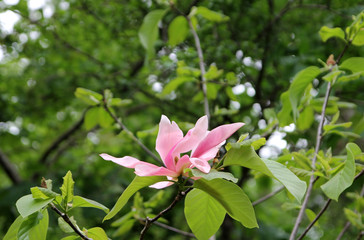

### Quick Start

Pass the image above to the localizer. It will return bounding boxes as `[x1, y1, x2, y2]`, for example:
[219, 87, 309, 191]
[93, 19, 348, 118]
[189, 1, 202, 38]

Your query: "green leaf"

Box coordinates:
[223, 142, 307, 203]
[84, 107, 99, 130]
[321, 143, 360, 201]
[277, 91, 293, 126]
[319, 26, 346, 42]
[204, 65, 224, 80]
[58, 216, 77, 233]
[3, 215, 24, 240]
[31, 187, 59, 200]
[190, 169, 238, 183]
[297, 106, 314, 131]
[74, 88, 102, 106]
[71, 196, 109, 213]
[86, 227, 108, 240]
[168, 16, 189, 46]
[352, 29, 364, 46]
[61, 236, 79, 240]
[289, 66, 321, 120]
[192, 6, 229, 22]
[161, 77, 196, 96]
[103, 176, 166, 221]
[340, 57, 364, 73]
[98, 107, 114, 128]
[17, 209, 49, 240]
[185, 189, 226, 240]
[322, 69, 344, 82]
[305, 209, 319, 227]
[109, 98, 132, 107]
[193, 178, 258, 228]
[60, 171, 75, 211]
[16, 195, 53, 218]
[338, 71, 363, 82]
[344, 208, 363, 229]
[138, 9, 168, 58]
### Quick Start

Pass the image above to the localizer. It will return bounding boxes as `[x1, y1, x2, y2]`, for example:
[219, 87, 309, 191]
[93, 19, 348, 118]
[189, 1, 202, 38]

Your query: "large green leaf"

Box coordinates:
[16, 195, 53, 218]
[321, 143, 360, 201]
[193, 178, 258, 228]
[352, 29, 364, 46]
[340, 57, 364, 73]
[277, 91, 293, 126]
[31, 187, 59, 200]
[289, 66, 321, 120]
[72, 196, 109, 213]
[161, 77, 196, 96]
[223, 142, 307, 203]
[103, 176, 166, 221]
[138, 9, 168, 58]
[319, 26, 346, 42]
[17, 209, 49, 240]
[60, 171, 75, 211]
[3, 215, 24, 240]
[191, 6, 229, 22]
[168, 16, 189, 46]
[185, 189, 226, 240]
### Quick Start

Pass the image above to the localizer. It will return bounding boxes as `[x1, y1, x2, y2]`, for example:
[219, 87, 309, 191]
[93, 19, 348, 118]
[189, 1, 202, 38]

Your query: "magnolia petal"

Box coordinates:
[100, 154, 141, 168]
[175, 155, 192, 174]
[135, 164, 179, 177]
[190, 157, 211, 173]
[197, 141, 225, 161]
[173, 116, 208, 155]
[149, 181, 175, 189]
[192, 123, 244, 158]
[156, 115, 183, 169]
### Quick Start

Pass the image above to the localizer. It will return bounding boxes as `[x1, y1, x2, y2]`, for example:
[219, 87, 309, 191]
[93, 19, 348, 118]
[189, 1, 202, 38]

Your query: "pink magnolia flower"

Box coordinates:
[100, 115, 244, 189]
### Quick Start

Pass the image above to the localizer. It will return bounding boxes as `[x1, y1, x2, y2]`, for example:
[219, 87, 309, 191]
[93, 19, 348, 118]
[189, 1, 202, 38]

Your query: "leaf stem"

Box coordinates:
[102, 97, 162, 164]
[50, 203, 91, 240]
[140, 188, 192, 239]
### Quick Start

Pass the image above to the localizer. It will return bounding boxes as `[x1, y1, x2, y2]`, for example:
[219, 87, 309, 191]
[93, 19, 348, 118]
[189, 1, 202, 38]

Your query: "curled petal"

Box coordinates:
[156, 115, 183, 169]
[173, 116, 208, 155]
[149, 181, 175, 189]
[192, 123, 244, 159]
[190, 157, 211, 173]
[175, 155, 192, 174]
[135, 164, 179, 177]
[100, 154, 141, 168]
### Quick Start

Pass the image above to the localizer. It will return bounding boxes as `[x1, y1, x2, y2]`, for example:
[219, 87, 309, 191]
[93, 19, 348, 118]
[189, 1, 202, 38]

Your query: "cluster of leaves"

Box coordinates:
[4, 171, 109, 240]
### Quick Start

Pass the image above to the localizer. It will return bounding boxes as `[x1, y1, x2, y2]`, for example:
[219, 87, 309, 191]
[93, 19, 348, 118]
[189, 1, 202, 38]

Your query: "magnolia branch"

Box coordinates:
[186, 16, 210, 122]
[50, 203, 91, 240]
[252, 186, 285, 206]
[140, 189, 192, 240]
[102, 98, 162, 164]
[289, 41, 352, 239]
[297, 169, 364, 240]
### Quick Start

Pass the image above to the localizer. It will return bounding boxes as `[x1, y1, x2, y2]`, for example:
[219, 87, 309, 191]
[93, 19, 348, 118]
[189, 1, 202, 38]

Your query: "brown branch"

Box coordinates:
[152, 221, 195, 238]
[298, 169, 364, 240]
[50, 203, 91, 240]
[140, 188, 192, 240]
[0, 150, 22, 184]
[39, 110, 87, 165]
[102, 97, 162, 164]
[252, 186, 285, 206]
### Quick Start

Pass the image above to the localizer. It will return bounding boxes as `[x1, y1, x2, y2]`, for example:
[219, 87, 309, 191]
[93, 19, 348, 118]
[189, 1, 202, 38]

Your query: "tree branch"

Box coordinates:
[140, 188, 192, 239]
[0, 150, 22, 184]
[102, 98, 162, 164]
[252, 186, 284, 206]
[50, 203, 91, 240]
[186, 16, 210, 123]
[152, 221, 195, 238]
[298, 169, 364, 240]
[289, 41, 351, 240]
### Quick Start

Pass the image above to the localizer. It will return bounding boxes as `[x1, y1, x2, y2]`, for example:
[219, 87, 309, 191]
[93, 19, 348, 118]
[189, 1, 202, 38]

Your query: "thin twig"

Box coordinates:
[102, 98, 162, 164]
[0, 150, 22, 184]
[140, 188, 192, 240]
[153, 221, 195, 238]
[356, 230, 364, 240]
[289, 40, 352, 239]
[253, 186, 285, 206]
[186, 16, 210, 123]
[50, 203, 91, 240]
[298, 169, 364, 240]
